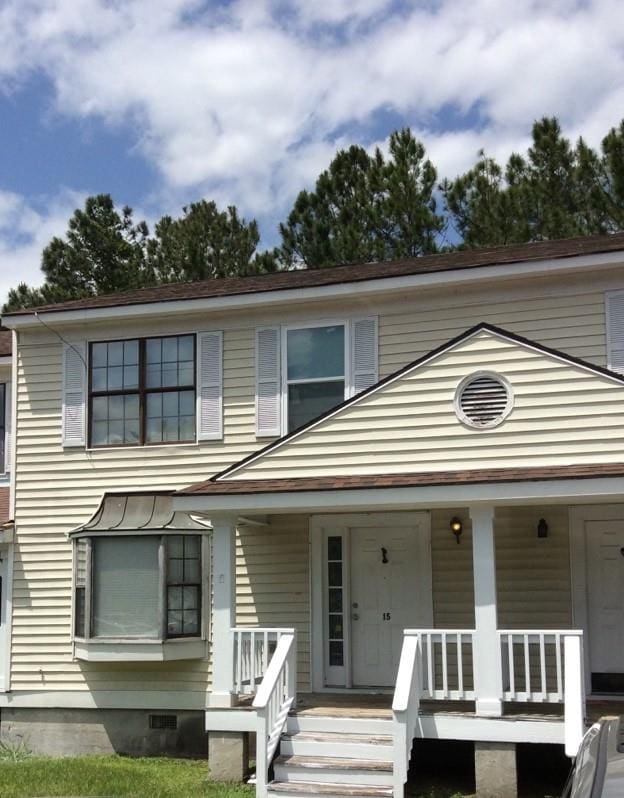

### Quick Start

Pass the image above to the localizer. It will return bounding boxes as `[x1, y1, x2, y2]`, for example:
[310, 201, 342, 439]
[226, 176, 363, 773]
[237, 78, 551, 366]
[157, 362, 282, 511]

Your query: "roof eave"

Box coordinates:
[3, 249, 621, 330]
[172, 474, 624, 515]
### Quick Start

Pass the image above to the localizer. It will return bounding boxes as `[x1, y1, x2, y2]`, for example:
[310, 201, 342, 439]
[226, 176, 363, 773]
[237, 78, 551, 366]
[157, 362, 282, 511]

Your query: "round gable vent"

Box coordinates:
[455, 372, 513, 429]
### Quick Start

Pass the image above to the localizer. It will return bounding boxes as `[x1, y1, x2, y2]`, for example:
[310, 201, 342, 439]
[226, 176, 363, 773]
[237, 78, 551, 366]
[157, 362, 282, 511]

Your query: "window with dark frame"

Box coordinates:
[73, 534, 203, 641]
[166, 535, 201, 637]
[89, 335, 196, 447]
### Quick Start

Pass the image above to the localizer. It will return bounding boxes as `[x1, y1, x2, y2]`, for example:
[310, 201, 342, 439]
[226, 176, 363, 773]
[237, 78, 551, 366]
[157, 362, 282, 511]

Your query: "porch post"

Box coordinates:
[470, 505, 503, 717]
[209, 515, 237, 708]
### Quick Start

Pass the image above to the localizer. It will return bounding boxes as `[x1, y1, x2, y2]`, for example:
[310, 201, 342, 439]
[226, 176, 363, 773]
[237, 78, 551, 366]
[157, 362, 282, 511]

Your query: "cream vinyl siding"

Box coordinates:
[236, 516, 310, 691]
[227, 330, 624, 480]
[10, 270, 617, 696]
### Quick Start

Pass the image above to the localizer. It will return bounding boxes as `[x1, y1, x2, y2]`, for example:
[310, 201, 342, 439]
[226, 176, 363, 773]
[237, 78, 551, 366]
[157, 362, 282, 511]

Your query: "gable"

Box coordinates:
[220, 327, 624, 481]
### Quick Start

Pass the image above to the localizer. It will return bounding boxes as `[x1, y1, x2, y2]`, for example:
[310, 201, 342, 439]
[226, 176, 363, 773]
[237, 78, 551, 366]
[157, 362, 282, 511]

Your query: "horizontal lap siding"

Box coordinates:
[233, 332, 624, 478]
[12, 274, 609, 697]
[12, 328, 256, 695]
[236, 515, 310, 691]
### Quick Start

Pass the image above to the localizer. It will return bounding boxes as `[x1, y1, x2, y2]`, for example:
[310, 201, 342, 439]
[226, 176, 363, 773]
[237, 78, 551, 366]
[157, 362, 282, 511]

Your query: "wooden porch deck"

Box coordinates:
[290, 692, 624, 723]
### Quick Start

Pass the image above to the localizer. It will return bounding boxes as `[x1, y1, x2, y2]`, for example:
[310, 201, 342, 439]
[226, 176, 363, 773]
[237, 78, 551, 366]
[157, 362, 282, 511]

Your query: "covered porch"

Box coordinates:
[173, 475, 624, 798]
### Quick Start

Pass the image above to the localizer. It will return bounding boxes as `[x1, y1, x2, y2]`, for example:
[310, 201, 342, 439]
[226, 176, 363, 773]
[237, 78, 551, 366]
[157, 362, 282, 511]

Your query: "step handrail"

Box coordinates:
[253, 630, 297, 797]
[392, 632, 422, 798]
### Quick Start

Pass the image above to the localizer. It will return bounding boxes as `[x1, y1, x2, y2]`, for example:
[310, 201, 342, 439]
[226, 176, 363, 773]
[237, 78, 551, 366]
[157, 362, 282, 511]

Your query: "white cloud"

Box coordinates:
[0, 0, 624, 227]
[0, 188, 85, 304]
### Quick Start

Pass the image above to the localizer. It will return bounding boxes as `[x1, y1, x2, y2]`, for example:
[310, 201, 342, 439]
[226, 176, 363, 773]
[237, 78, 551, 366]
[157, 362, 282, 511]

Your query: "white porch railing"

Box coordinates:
[499, 629, 585, 756]
[392, 628, 585, 795]
[232, 627, 290, 694]
[253, 629, 297, 797]
[412, 629, 475, 700]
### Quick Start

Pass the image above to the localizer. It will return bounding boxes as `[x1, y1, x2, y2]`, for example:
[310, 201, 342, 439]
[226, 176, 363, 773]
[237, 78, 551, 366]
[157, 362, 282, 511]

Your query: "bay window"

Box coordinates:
[74, 534, 203, 646]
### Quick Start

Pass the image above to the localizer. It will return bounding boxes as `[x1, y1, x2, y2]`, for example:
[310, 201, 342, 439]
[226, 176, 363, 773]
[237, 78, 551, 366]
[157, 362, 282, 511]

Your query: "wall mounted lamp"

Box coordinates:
[450, 517, 463, 544]
[537, 518, 549, 539]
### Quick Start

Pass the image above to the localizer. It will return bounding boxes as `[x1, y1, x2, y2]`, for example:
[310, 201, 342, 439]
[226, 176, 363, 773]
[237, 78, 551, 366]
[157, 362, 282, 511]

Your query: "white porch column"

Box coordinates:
[209, 515, 237, 708]
[470, 505, 503, 717]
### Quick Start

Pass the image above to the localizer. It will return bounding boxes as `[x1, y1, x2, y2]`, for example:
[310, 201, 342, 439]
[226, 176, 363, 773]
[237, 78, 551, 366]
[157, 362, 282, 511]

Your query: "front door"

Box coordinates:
[350, 526, 420, 686]
[587, 520, 624, 691]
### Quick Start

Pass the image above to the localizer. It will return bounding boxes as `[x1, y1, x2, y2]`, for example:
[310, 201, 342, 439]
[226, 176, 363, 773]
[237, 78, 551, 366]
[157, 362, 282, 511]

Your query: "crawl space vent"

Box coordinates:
[456, 373, 512, 429]
[149, 714, 178, 730]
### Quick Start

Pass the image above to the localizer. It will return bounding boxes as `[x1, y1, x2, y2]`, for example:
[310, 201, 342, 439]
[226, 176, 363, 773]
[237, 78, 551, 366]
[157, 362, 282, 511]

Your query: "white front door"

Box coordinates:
[350, 526, 421, 687]
[586, 520, 624, 677]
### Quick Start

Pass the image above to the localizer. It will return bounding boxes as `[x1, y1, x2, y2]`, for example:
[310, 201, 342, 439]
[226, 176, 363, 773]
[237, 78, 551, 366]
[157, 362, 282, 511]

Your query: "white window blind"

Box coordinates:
[256, 327, 281, 437]
[607, 292, 624, 373]
[92, 536, 160, 638]
[197, 331, 223, 441]
[62, 342, 86, 447]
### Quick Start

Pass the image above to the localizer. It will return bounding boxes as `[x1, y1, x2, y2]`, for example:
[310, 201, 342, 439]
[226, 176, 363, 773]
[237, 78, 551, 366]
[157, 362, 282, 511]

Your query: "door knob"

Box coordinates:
[352, 613, 360, 621]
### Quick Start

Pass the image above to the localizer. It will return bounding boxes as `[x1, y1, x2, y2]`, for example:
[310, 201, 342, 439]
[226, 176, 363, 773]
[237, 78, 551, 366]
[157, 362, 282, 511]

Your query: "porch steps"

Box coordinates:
[267, 714, 396, 797]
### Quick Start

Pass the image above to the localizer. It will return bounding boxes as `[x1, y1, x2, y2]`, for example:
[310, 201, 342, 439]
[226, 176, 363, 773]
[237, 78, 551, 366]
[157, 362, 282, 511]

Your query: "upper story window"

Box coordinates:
[89, 335, 196, 447]
[285, 324, 346, 433]
[255, 317, 378, 438]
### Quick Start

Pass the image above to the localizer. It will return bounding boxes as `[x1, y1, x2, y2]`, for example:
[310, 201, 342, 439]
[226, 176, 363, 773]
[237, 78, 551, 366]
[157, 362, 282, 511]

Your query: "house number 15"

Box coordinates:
[382, 612, 391, 621]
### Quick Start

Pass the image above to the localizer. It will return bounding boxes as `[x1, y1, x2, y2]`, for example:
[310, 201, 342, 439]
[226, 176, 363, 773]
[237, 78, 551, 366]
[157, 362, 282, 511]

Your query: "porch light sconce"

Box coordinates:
[450, 517, 463, 544]
[537, 518, 549, 539]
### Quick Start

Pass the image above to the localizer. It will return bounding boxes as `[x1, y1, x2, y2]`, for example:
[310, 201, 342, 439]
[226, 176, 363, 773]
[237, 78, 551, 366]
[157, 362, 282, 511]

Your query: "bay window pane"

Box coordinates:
[288, 380, 345, 432]
[92, 537, 160, 638]
[287, 326, 344, 380]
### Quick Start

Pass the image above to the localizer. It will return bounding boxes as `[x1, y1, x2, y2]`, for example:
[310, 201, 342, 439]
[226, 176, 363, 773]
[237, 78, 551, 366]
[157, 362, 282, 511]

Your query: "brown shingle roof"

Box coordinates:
[177, 463, 624, 496]
[5, 233, 624, 317]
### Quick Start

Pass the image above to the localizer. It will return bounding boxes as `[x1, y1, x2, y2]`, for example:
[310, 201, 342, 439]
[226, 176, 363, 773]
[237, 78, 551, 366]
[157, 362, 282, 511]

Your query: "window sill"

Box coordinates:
[74, 638, 207, 662]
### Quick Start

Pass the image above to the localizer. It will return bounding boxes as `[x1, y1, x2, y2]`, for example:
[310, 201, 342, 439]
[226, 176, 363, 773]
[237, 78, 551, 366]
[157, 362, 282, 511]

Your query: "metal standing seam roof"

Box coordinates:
[69, 492, 212, 537]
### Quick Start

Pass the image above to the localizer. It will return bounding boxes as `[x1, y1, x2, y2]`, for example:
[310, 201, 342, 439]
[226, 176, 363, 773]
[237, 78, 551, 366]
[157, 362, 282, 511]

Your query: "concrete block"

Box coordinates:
[0, 708, 207, 758]
[475, 741, 517, 798]
[208, 732, 249, 782]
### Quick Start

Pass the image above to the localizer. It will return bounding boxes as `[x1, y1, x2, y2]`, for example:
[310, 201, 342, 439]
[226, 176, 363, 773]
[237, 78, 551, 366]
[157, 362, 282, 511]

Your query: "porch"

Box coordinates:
[199, 503, 604, 798]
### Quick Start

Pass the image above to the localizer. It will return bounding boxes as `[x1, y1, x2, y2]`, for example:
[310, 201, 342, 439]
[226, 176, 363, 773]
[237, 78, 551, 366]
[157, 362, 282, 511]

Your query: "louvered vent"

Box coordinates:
[456, 373, 512, 428]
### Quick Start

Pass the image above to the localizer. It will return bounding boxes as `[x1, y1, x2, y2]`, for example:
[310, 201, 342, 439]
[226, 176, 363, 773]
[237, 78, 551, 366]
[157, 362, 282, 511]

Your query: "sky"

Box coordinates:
[0, 0, 624, 301]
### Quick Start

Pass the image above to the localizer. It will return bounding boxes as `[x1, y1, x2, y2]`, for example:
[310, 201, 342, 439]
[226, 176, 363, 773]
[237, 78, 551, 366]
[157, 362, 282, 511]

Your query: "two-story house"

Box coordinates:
[4, 234, 624, 797]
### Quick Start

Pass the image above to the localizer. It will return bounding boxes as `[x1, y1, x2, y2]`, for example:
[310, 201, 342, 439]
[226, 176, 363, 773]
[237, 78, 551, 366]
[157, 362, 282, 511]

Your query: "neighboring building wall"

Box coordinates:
[9, 267, 617, 698]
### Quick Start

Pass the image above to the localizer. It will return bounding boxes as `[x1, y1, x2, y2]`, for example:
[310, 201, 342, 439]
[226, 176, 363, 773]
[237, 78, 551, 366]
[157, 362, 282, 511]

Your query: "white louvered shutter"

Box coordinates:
[4, 381, 11, 474]
[62, 342, 86, 447]
[607, 292, 624, 373]
[350, 316, 378, 395]
[197, 331, 223, 441]
[256, 327, 281, 437]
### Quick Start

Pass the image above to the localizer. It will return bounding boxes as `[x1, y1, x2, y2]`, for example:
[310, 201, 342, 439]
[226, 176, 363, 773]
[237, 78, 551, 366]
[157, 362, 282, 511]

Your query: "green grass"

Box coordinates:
[0, 755, 255, 798]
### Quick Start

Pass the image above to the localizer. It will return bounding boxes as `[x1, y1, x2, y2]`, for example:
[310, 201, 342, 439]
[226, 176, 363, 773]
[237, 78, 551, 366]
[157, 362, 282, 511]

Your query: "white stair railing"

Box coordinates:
[413, 629, 475, 700]
[392, 632, 422, 798]
[232, 628, 288, 694]
[253, 629, 297, 798]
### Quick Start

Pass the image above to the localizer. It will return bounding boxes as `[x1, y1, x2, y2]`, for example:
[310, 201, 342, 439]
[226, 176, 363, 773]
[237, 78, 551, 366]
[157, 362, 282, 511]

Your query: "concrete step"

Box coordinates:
[268, 780, 393, 797]
[273, 755, 394, 787]
[280, 730, 393, 761]
[286, 714, 393, 736]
